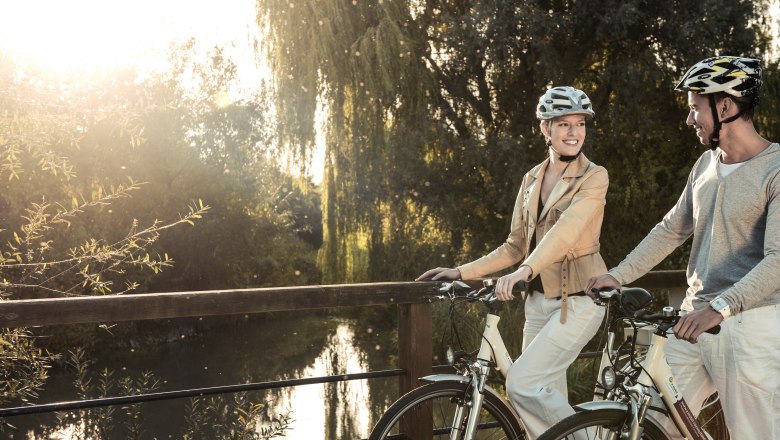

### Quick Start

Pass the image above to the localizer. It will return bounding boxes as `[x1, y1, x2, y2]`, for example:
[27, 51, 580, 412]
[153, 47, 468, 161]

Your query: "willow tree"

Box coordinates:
[257, 0, 773, 282]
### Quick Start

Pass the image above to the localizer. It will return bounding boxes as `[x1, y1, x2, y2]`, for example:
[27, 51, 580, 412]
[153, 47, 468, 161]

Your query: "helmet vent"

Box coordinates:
[536, 86, 596, 120]
[675, 56, 762, 98]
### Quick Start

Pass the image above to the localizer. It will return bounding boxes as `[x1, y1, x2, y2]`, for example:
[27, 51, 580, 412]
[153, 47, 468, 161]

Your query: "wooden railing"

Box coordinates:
[0, 270, 687, 328]
[0, 270, 687, 435]
[0, 281, 441, 424]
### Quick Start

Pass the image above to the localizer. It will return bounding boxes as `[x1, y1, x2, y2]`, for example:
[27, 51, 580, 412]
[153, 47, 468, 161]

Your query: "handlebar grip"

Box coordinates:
[482, 279, 530, 294]
[633, 308, 722, 336]
[706, 325, 721, 335]
[512, 281, 530, 294]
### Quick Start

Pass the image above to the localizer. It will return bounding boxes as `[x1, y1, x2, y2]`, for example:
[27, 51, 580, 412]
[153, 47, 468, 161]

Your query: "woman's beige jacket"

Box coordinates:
[457, 153, 608, 322]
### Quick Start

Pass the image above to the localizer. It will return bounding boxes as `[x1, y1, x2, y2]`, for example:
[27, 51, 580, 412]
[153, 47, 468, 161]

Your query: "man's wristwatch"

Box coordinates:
[709, 297, 732, 320]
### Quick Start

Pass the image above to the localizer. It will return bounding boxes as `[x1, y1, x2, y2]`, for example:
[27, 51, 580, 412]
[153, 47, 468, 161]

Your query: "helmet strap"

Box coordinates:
[557, 151, 580, 162]
[547, 140, 580, 162]
[707, 94, 722, 150]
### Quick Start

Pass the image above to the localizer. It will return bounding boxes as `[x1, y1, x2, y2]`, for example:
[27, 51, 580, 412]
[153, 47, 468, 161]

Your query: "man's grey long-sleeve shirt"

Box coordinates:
[609, 143, 780, 313]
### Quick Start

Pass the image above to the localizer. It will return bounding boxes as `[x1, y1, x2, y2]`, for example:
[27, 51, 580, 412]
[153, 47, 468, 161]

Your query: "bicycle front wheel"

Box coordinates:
[537, 407, 667, 440]
[368, 381, 526, 440]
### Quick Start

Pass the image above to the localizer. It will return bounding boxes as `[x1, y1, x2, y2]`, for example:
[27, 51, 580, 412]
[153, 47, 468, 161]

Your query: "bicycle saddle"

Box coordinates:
[620, 287, 652, 314]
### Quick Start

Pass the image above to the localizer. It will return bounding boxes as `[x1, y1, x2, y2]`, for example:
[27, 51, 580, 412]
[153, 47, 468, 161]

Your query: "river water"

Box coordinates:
[7, 309, 404, 439]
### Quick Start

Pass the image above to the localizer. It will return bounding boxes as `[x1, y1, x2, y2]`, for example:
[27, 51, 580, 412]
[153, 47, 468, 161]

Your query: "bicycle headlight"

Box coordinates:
[446, 346, 456, 365]
[601, 366, 617, 391]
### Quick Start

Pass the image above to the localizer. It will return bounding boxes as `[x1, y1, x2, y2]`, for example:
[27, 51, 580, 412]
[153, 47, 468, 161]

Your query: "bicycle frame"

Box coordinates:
[477, 312, 515, 376]
[420, 300, 521, 439]
[592, 323, 714, 440]
[636, 333, 711, 440]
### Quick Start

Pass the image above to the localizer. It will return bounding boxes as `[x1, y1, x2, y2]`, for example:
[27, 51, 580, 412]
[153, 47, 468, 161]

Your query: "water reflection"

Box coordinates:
[270, 324, 371, 438]
[9, 311, 397, 439]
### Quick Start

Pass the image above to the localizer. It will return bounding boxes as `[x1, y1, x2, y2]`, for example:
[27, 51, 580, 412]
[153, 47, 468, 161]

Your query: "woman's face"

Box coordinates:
[541, 114, 587, 157]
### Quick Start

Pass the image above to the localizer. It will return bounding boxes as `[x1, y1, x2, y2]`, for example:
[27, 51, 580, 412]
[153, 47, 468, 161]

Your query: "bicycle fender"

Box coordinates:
[573, 401, 631, 413]
[420, 374, 471, 384]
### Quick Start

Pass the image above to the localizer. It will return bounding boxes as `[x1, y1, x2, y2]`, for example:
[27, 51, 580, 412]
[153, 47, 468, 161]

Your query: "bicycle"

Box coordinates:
[538, 287, 729, 440]
[368, 279, 529, 440]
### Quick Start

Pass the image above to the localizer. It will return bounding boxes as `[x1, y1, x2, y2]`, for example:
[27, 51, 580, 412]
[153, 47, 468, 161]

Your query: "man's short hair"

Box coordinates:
[708, 91, 756, 121]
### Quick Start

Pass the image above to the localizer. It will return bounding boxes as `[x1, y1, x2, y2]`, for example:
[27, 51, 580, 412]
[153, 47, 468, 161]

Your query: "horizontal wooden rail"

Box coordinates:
[0, 282, 439, 328]
[624, 269, 686, 289]
[0, 271, 686, 329]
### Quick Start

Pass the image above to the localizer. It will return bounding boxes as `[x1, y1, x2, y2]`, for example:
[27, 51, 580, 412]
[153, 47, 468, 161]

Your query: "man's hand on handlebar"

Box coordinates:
[495, 266, 532, 302]
[415, 267, 461, 281]
[673, 307, 724, 344]
[585, 273, 621, 299]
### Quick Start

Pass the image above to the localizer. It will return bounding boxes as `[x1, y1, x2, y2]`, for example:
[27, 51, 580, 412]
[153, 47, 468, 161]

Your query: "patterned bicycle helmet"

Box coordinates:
[675, 56, 762, 97]
[536, 86, 595, 120]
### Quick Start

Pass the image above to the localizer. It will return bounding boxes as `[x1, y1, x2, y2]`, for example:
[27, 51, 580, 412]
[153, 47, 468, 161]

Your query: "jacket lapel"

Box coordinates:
[525, 160, 546, 246]
[538, 154, 592, 220]
[538, 178, 568, 220]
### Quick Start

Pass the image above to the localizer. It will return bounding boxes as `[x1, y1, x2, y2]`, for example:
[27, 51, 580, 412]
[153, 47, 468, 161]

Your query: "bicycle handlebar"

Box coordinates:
[591, 287, 721, 335]
[434, 283, 717, 336]
[633, 308, 721, 335]
[430, 279, 530, 305]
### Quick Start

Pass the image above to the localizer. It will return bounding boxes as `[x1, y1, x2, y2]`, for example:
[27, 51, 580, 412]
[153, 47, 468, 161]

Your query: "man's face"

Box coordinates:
[543, 114, 587, 156]
[686, 92, 715, 145]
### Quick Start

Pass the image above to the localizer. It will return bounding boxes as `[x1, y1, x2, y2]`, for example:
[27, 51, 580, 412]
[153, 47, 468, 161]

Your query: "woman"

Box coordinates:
[416, 86, 609, 438]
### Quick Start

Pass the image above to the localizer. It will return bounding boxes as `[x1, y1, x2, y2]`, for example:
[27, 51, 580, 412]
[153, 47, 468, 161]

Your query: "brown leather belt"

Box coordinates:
[558, 291, 587, 300]
[530, 290, 587, 299]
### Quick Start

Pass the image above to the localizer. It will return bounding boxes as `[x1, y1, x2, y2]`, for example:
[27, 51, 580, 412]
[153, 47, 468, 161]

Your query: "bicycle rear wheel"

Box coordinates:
[368, 381, 526, 440]
[642, 391, 729, 440]
[692, 393, 729, 440]
[537, 407, 667, 440]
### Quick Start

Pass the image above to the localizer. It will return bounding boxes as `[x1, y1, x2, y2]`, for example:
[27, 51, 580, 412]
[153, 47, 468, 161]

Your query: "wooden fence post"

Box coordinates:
[397, 302, 433, 439]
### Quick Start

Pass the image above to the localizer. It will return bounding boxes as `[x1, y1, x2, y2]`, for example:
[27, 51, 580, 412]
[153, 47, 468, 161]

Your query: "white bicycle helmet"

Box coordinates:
[536, 86, 595, 120]
[675, 55, 761, 97]
[675, 56, 761, 149]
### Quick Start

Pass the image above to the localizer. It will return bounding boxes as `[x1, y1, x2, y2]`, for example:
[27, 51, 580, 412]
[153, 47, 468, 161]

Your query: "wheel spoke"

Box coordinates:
[369, 382, 525, 440]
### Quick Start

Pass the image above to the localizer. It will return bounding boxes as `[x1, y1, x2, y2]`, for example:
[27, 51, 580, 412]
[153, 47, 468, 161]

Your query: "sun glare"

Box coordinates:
[0, 0, 259, 74]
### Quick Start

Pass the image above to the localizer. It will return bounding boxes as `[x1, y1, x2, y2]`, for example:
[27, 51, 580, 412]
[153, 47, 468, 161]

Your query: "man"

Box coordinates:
[586, 55, 780, 438]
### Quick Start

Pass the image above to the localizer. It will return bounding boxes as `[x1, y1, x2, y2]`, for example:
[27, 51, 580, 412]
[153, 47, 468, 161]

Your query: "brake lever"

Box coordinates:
[480, 290, 498, 303]
[438, 282, 454, 294]
[597, 288, 621, 300]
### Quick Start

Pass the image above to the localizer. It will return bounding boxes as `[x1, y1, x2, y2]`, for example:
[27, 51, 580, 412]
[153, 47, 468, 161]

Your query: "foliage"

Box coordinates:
[184, 394, 292, 440]
[0, 54, 201, 417]
[92, 41, 323, 292]
[2, 41, 322, 298]
[0, 71, 206, 298]
[0, 40, 322, 436]
[257, 0, 777, 282]
[0, 327, 54, 408]
[54, 348, 162, 440]
[755, 58, 780, 142]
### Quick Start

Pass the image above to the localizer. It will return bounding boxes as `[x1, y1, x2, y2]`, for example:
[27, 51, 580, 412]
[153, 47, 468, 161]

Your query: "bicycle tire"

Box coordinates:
[368, 381, 526, 440]
[537, 407, 667, 440]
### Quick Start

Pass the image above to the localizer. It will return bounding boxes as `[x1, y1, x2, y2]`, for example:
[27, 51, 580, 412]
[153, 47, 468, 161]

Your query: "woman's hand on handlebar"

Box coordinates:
[585, 273, 621, 299]
[415, 267, 461, 281]
[495, 266, 532, 302]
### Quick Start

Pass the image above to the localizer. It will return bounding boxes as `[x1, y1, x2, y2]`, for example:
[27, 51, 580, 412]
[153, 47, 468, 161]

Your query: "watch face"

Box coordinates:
[710, 297, 731, 319]
[710, 298, 728, 311]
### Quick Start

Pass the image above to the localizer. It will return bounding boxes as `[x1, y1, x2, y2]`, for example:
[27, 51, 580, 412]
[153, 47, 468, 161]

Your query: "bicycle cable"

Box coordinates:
[590, 299, 613, 387]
